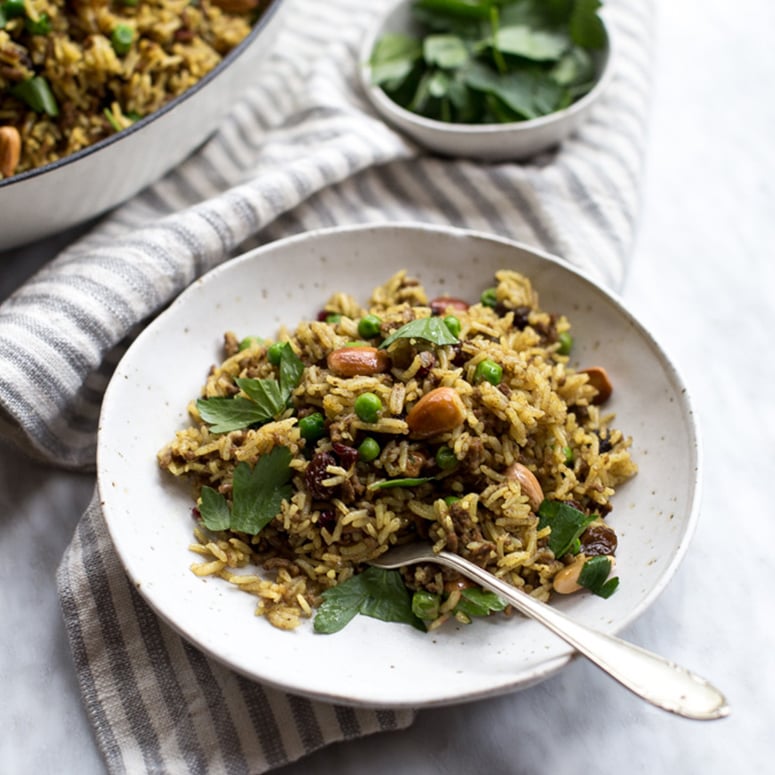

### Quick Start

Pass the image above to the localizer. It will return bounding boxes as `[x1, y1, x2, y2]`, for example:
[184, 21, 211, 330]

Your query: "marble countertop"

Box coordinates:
[2, 1, 773, 772]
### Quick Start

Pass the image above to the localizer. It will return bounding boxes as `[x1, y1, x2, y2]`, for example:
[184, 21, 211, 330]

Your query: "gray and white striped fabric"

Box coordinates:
[1, 0, 653, 771]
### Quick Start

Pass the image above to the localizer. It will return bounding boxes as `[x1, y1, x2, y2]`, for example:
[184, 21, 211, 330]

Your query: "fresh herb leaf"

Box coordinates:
[197, 343, 303, 433]
[577, 555, 619, 598]
[197, 447, 293, 536]
[199, 486, 231, 531]
[368, 476, 435, 491]
[278, 343, 305, 396]
[569, 0, 606, 49]
[369, 32, 423, 86]
[314, 567, 424, 633]
[493, 25, 568, 61]
[372, 0, 604, 125]
[537, 500, 595, 558]
[230, 448, 294, 534]
[380, 316, 460, 348]
[196, 395, 274, 434]
[454, 587, 507, 617]
[424, 33, 470, 69]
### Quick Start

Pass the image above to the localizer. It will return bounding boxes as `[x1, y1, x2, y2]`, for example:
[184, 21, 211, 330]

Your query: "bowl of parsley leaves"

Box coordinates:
[360, 0, 614, 160]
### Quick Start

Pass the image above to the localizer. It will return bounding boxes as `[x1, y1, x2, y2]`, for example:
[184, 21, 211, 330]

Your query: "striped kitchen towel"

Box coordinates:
[0, 0, 653, 772]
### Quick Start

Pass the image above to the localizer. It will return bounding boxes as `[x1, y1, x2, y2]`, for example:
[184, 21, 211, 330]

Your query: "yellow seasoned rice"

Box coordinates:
[158, 270, 637, 631]
[0, 0, 271, 177]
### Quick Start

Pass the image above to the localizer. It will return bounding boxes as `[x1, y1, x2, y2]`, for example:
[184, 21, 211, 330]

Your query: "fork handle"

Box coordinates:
[435, 551, 729, 721]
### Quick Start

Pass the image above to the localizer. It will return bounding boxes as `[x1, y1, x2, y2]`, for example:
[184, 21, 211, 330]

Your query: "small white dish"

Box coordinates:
[0, 0, 287, 252]
[98, 222, 700, 708]
[359, 0, 614, 161]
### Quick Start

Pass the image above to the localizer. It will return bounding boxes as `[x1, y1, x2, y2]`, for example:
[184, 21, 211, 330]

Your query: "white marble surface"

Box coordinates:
[2, 1, 773, 772]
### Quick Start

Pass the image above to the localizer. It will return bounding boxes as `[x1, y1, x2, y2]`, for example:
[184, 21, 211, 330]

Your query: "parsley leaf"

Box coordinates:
[198, 447, 293, 535]
[197, 343, 303, 433]
[380, 316, 459, 349]
[313, 567, 425, 634]
[537, 500, 595, 558]
[578, 555, 619, 598]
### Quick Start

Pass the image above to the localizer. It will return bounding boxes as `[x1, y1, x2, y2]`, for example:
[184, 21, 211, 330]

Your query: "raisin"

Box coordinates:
[332, 442, 359, 468]
[580, 523, 618, 556]
[305, 452, 336, 499]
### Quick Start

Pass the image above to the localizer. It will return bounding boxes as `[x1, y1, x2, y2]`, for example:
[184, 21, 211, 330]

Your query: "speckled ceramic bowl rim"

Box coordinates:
[0, 0, 285, 190]
[98, 222, 702, 708]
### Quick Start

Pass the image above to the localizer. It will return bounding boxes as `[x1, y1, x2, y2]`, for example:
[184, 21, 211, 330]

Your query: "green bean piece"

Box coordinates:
[357, 314, 382, 339]
[298, 412, 326, 442]
[474, 359, 502, 386]
[443, 314, 461, 338]
[354, 392, 382, 423]
[10, 77, 59, 117]
[557, 331, 573, 355]
[111, 24, 134, 56]
[358, 436, 380, 462]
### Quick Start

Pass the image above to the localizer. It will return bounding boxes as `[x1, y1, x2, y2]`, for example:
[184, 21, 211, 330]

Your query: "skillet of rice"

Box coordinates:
[158, 269, 637, 632]
[0, 0, 270, 178]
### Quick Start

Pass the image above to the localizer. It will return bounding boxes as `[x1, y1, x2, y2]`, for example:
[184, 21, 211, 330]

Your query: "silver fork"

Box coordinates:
[371, 544, 729, 721]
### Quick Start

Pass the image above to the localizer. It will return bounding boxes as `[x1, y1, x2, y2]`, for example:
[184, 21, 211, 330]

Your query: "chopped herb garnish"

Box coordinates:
[380, 316, 459, 349]
[537, 500, 596, 558]
[577, 555, 619, 598]
[314, 567, 424, 633]
[367, 476, 435, 491]
[197, 342, 303, 433]
[198, 447, 293, 536]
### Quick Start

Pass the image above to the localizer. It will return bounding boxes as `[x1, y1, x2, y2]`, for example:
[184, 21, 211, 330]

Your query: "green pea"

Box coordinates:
[444, 495, 461, 507]
[563, 445, 575, 464]
[238, 335, 264, 351]
[557, 331, 573, 355]
[435, 445, 457, 470]
[298, 412, 326, 442]
[111, 24, 134, 55]
[354, 392, 382, 423]
[474, 359, 502, 386]
[358, 436, 380, 462]
[480, 287, 498, 308]
[357, 314, 382, 339]
[267, 341, 286, 365]
[326, 313, 341, 324]
[411, 590, 441, 621]
[443, 315, 461, 338]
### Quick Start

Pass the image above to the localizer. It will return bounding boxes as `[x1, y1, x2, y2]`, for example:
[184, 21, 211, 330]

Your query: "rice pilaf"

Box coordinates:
[158, 270, 637, 632]
[0, 0, 269, 177]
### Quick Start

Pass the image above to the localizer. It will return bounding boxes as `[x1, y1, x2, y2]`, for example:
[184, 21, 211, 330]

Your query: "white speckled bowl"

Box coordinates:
[359, 0, 614, 161]
[0, 0, 287, 252]
[99, 223, 700, 708]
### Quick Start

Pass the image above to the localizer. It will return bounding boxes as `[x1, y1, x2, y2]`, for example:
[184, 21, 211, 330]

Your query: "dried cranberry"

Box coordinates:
[191, 506, 201, 521]
[305, 452, 336, 499]
[332, 442, 359, 467]
[450, 344, 467, 367]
